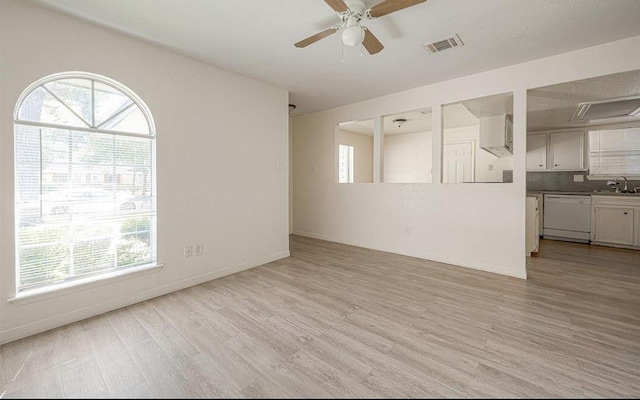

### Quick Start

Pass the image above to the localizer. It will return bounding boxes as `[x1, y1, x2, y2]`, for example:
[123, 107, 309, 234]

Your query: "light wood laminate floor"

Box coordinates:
[2, 236, 639, 398]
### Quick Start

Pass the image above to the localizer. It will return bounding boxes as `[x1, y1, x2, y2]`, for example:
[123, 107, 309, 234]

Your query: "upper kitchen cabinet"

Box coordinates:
[549, 130, 586, 171]
[526, 130, 586, 171]
[526, 133, 547, 171]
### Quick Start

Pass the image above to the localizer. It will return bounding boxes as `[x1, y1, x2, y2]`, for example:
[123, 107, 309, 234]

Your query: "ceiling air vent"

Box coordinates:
[572, 96, 640, 121]
[423, 34, 464, 54]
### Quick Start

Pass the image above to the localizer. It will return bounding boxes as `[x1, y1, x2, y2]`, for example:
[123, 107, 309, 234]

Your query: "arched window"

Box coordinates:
[14, 72, 156, 292]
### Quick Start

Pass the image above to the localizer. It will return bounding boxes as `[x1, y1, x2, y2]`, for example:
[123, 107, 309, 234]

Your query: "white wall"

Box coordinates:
[443, 126, 513, 183]
[0, 0, 289, 344]
[292, 34, 640, 280]
[338, 130, 373, 183]
[384, 132, 432, 183]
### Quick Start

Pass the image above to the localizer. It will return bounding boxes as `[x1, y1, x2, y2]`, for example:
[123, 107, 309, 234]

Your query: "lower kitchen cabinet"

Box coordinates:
[592, 207, 634, 245]
[591, 196, 640, 249]
[526, 196, 540, 255]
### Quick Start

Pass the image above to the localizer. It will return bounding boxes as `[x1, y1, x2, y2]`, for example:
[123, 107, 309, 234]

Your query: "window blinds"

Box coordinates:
[15, 124, 156, 291]
[589, 127, 640, 176]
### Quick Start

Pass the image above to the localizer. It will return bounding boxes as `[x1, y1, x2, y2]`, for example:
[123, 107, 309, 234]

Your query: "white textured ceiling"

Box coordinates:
[528, 69, 640, 131]
[33, 0, 640, 115]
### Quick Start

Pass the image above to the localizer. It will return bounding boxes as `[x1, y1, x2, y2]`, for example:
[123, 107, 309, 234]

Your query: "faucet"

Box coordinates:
[607, 176, 629, 193]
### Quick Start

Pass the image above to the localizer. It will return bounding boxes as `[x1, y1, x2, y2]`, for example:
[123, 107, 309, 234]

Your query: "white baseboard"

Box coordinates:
[0, 250, 290, 345]
[292, 230, 527, 280]
[291, 229, 334, 242]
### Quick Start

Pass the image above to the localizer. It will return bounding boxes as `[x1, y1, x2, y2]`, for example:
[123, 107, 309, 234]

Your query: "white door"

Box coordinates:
[593, 207, 634, 245]
[549, 131, 585, 170]
[443, 142, 474, 183]
[526, 134, 547, 171]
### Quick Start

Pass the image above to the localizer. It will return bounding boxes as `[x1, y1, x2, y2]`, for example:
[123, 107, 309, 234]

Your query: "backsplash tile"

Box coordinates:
[503, 170, 513, 183]
[527, 171, 640, 192]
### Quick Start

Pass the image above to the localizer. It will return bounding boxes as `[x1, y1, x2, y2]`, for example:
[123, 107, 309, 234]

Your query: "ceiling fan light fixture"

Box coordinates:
[392, 118, 407, 128]
[295, 0, 428, 55]
[341, 25, 364, 47]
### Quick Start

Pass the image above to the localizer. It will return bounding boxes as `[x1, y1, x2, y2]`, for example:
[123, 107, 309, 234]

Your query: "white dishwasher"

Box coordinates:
[543, 194, 591, 243]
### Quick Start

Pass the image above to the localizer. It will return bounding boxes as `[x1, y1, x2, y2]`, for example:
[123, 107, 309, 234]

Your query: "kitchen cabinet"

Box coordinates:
[526, 196, 540, 255]
[549, 130, 585, 171]
[479, 114, 513, 157]
[591, 196, 640, 249]
[526, 130, 586, 171]
[593, 207, 634, 245]
[526, 134, 547, 171]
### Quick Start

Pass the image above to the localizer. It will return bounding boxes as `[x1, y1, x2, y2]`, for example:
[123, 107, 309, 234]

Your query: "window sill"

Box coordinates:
[7, 263, 164, 306]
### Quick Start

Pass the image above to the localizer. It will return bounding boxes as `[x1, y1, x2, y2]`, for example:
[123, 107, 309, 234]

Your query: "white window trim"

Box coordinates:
[7, 262, 163, 306]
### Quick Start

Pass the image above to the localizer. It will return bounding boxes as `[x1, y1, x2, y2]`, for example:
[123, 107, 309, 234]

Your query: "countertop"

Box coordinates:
[527, 190, 640, 197]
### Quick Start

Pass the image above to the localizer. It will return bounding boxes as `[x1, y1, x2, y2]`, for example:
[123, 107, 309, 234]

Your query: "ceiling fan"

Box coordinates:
[295, 0, 428, 55]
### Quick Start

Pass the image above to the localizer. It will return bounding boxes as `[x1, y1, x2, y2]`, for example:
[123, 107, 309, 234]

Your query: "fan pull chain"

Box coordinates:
[360, 44, 363, 57]
[341, 42, 344, 63]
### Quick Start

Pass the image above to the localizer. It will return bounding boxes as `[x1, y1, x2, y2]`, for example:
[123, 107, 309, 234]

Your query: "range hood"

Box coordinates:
[479, 114, 513, 157]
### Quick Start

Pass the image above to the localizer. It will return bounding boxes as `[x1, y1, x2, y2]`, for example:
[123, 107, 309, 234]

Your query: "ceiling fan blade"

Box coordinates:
[362, 29, 384, 54]
[294, 28, 338, 48]
[324, 0, 349, 13]
[368, 0, 428, 18]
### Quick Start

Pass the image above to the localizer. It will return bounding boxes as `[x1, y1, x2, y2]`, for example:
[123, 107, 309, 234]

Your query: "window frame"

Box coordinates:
[13, 71, 158, 294]
[14, 71, 156, 138]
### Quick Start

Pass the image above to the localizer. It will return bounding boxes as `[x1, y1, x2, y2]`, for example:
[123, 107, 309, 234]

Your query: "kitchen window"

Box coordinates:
[14, 72, 157, 293]
[589, 127, 640, 177]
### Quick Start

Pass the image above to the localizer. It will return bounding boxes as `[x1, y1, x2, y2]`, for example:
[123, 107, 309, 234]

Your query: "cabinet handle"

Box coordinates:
[624, 212, 628, 215]
[539, 164, 543, 167]
[554, 164, 559, 167]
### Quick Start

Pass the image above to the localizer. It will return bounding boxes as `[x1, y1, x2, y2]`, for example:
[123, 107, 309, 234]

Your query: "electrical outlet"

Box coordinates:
[573, 174, 584, 182]
[194, 243, 203, 256]
[488, 164, 494, 171]
[403, 226, 412, 235]
[184, 245, 193, 258]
